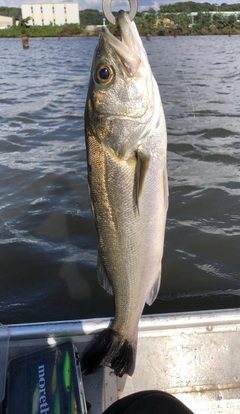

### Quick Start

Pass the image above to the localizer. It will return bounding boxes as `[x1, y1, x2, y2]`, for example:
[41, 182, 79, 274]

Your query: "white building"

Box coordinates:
[21, 3, 79, 26]
[0, 15, 13, 28]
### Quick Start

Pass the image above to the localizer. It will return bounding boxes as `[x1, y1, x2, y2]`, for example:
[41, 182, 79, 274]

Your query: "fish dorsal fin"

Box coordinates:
[135, 147, 150, 213]
[97, 256, 113, 296]
[146, 272, 161, 306]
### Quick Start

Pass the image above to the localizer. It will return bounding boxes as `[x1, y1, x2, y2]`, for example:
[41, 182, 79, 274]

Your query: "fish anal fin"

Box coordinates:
[97, 256, 113, 296]
[135, 147, 150, 213]
[146, 274, 161, 306]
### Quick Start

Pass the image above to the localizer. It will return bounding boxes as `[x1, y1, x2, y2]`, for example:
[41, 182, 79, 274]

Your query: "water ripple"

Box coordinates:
[0, 36, 239, 323]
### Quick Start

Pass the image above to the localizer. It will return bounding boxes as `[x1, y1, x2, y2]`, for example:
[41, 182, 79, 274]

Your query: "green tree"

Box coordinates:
[175, 12, 191, 28]
[0, 6, 21, 18]
[227, 14, 237, 27]
[18, 16, 30, 28]
[0, 22, 82, 38]
[212, 12, 229, 28]
[194, 11, 212, 27]
[136, 8, 158, 34]
[80, 9, 103, 27]
[144, 7, 157, 30]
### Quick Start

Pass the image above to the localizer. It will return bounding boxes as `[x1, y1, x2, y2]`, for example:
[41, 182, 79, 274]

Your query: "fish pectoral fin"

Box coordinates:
[97, 256, 113, 296]
[146, 274, 161, 306]
[134, 147, 150, 213]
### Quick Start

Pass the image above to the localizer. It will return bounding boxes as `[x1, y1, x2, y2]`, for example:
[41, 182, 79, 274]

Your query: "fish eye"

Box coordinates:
[95, 64, 114, 84]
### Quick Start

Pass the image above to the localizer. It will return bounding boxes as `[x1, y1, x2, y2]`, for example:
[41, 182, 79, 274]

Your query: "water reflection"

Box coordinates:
[0, 36, 239, 323]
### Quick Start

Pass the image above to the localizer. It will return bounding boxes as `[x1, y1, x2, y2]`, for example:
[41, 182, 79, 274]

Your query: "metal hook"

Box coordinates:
[102, 0, 138, 25]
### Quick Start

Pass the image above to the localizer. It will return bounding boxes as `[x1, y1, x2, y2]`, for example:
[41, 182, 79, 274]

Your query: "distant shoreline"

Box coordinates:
[0, 31, 239, 38]
[0, 23, 240, 38]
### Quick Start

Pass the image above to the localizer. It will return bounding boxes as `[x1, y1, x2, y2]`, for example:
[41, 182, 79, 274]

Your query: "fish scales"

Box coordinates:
[82, 10, 168, 377]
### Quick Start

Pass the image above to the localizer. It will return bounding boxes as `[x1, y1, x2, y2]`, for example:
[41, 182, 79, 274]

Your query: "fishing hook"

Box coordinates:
[102, 0, 138, 25]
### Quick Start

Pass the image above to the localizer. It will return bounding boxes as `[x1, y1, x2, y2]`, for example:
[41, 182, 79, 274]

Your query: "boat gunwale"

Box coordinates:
[6, 307, 240, 340]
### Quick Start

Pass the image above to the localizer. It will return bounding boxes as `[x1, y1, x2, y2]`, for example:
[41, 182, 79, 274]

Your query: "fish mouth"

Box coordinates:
[115, 10, 136, 48]
[101, 11, 141, 77]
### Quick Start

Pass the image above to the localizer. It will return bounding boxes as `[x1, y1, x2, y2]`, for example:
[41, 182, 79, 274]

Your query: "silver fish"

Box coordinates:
[82, 10, 168, 377]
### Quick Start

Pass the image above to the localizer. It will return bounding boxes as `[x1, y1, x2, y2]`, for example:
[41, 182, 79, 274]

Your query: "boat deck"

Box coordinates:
[2, 308, 240, 413]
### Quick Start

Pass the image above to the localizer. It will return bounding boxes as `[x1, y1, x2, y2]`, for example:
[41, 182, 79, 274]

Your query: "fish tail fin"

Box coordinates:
[81, 328, 136, 377]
